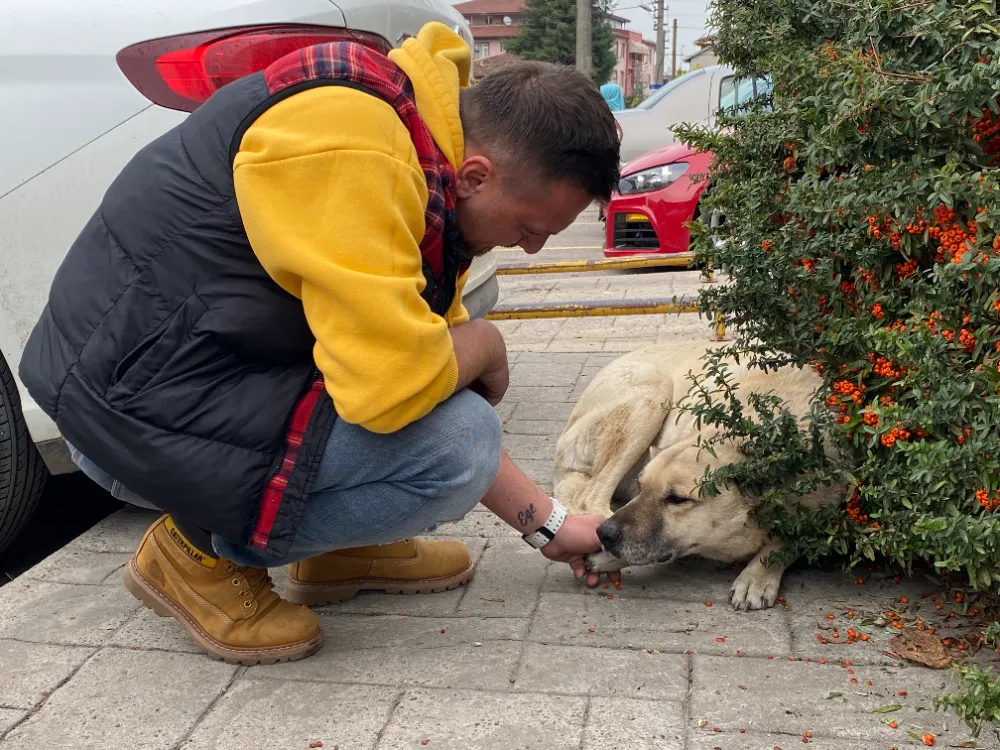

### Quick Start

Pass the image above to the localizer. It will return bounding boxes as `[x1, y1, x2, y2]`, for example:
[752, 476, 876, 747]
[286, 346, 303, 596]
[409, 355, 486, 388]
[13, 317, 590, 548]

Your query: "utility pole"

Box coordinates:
[654, 0, 665, 84]
[576, 0, 592, 79]
[671, 17, 678, 79]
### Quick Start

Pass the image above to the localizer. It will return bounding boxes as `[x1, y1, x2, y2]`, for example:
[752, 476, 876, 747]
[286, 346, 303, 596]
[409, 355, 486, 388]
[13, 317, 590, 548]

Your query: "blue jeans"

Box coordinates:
[69, 389, 503, 567]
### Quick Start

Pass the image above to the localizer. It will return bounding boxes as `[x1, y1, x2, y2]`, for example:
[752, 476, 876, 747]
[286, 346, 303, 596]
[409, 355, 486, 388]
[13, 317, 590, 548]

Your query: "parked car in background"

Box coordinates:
[603, 141, 712, 257]
[614, 65, 772, 164]
[604, 72, 773, 256]
[0, 0, 491, 555]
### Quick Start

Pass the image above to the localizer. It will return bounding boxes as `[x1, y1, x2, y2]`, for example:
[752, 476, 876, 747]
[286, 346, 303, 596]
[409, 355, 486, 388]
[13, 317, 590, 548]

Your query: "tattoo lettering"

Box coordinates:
[517, 503, 536, 527]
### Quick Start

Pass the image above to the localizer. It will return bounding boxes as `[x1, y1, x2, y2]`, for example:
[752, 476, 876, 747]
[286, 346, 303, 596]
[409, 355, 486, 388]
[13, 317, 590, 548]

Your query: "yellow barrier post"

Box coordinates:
[713, 309, 728, 341]
[496, 254, 694, 276]
[485, 296, 700, 321]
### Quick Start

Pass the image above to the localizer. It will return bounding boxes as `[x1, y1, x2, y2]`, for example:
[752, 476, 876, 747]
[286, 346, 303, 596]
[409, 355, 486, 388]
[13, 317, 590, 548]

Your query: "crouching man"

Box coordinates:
[18, 23, 621, 663]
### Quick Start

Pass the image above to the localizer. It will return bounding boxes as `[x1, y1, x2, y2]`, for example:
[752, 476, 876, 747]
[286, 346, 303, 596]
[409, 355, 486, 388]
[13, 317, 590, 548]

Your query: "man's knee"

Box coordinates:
[432, 389, 503, 502]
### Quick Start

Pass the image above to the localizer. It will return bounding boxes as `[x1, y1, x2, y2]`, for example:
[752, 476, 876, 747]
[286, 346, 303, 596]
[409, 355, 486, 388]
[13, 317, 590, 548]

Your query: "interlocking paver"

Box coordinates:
[502, 433, 559, 461]
[514, 642, 687, 699]
[510, 458, 556, 492]
[509, 361, 582, 387]
[0, 649, 235, 750]
[0, 640, 93, 709]
[108, 608, 201, 654]
[528, 592, 791, 658]
[688, 653, 987, 746]
[376, 688, 588, 749]
[427, 513, 519, 539]
[20, 547, 132, 586]
[456, 540, 550, 618]
[543, 557, 741, 605]
[511, 401, 575, 422]
[64, 507, 158, 553]
[686, 732, 864, 749]
[4, 301, 999, 749]
[0, 711, 25, 737]
[582, 697, 686, 750]
[183, 680, 397, 750]
[503, 419, 569, 436]
[0, 579, 140, 647]
[245, 614, 527, 691]
[516, 352, 590, 364]
[503, 385, 576, 403]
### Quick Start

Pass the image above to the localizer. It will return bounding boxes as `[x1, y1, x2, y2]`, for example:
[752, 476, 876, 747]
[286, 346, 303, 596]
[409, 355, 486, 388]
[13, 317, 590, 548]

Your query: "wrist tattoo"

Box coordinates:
[517, 503, 536, 527]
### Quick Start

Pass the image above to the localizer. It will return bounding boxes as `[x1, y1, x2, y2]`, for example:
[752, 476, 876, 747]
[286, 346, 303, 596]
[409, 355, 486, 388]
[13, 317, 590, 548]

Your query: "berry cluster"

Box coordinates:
[975, 489, 999, 511]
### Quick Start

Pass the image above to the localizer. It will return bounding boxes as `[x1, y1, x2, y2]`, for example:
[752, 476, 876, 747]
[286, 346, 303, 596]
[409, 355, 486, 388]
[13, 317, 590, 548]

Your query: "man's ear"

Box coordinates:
[454, 155, 495, 199]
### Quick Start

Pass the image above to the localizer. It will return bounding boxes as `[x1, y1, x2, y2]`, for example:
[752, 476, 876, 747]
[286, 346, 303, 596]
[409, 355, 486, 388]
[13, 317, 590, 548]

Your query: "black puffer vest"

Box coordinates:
[18, 42, 466, 557]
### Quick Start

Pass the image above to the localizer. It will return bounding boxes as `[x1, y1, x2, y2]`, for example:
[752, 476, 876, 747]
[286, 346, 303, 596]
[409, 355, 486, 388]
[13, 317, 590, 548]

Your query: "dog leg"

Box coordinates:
[584, 549, 627, 574]
[574, 397, 672, 516]
[729, 540, 788, 611]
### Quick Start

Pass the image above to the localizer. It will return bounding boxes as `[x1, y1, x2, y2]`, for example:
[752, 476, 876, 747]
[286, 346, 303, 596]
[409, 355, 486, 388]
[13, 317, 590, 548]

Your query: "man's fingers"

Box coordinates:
[585, 572, 601, 587]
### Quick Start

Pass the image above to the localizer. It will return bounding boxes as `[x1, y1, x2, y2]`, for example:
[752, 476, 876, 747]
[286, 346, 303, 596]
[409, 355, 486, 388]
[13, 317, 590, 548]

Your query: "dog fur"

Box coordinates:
[553, 342, 839, 610]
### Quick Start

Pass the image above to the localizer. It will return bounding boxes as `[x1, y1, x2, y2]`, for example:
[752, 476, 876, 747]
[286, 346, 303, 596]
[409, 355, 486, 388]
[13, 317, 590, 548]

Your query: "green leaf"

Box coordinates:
[871, 704, 903, 714]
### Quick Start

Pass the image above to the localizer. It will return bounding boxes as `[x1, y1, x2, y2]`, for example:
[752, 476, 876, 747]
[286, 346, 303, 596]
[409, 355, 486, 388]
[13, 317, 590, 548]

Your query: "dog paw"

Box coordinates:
[729, 564, 781, 611]
[585, 549, 626, 573]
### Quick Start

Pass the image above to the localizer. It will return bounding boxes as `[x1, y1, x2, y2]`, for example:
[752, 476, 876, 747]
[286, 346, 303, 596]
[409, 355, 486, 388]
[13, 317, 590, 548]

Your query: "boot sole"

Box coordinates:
[284, 562, 477, 606]
[123, 560, 324, 666]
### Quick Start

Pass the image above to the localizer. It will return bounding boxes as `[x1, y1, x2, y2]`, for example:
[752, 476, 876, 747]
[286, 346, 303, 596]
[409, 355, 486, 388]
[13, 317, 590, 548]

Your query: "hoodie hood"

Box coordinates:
[388, 22, 471, 169]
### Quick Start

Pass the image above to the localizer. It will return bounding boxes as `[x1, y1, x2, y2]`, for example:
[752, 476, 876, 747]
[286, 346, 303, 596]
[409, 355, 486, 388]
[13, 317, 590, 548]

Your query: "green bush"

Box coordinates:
[675, 0, 1000, 733]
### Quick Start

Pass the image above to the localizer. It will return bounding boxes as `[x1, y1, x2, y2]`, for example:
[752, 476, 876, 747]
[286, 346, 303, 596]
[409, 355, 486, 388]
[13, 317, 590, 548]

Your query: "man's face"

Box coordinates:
[453, 151, 593, 258]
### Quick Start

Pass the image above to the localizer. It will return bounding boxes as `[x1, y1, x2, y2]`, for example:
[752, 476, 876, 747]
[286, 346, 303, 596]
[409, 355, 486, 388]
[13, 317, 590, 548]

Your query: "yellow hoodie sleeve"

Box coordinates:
[233, 85, 459, 434]
[446, 271, 471, 326]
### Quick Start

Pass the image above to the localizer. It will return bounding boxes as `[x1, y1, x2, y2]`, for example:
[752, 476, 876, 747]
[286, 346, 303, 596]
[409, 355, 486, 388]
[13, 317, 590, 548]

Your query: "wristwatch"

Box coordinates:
[522, 497, 568, 549]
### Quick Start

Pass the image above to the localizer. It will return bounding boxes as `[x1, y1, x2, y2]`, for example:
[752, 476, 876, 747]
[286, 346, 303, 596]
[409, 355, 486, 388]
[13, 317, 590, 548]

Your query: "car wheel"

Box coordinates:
[0, 350, 49, 556]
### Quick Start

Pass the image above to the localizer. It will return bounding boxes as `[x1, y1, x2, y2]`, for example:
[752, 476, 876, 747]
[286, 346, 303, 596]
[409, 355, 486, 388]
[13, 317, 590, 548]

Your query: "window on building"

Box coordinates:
[474, 42, 490, 60]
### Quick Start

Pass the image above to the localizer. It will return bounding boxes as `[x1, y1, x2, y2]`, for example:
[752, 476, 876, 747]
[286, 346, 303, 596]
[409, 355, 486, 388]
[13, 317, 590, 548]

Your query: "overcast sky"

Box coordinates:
[451, 1, 712, 71]
[612, 0, 712, 69]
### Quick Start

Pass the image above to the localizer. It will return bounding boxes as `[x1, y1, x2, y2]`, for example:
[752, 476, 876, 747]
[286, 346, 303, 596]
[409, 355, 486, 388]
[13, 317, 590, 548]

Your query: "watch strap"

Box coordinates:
[522, 498, 568, 549]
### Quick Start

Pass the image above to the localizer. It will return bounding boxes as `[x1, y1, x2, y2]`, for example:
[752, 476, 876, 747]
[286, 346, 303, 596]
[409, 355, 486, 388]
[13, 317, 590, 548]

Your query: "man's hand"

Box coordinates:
[469, 348, 510, 406]
[451, 320, 509, 405]
[479, 453, 619, 587]
[541, 514, 622, 588]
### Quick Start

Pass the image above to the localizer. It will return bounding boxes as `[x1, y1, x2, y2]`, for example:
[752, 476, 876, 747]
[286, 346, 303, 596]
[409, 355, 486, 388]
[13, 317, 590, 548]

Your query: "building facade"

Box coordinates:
[455, 0, 657, 95]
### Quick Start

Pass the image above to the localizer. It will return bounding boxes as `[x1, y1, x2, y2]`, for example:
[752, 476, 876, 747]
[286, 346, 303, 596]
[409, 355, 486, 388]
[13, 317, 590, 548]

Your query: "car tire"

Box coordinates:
[0, 351, 49, 556]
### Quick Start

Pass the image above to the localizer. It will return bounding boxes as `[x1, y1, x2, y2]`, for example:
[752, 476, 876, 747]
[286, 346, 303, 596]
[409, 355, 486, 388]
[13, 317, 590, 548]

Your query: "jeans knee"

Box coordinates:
[436, 389, 502, 504]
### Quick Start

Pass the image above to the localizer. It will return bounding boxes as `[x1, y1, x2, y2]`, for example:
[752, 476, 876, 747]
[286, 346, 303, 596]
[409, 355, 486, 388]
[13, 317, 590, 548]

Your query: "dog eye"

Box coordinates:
[663, 492, 694, 506]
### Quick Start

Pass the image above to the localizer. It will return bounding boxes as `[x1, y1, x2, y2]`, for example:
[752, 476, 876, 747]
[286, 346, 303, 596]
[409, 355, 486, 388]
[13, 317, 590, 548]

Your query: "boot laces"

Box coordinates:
[224, 562, 274, 605]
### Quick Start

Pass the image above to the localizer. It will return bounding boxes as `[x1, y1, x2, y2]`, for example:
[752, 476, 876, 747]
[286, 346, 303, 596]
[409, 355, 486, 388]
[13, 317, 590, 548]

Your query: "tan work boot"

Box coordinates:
[123, 515, 323, 665]
[285, 538, 475, 606]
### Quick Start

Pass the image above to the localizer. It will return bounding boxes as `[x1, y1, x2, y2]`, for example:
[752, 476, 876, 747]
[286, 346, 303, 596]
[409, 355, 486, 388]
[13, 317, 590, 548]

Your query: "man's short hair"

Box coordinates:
[460, 61, 621, 203]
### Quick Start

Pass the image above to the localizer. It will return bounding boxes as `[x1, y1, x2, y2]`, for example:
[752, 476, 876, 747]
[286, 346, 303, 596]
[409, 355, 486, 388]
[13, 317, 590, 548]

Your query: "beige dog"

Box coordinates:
[553, 342, 839, 611]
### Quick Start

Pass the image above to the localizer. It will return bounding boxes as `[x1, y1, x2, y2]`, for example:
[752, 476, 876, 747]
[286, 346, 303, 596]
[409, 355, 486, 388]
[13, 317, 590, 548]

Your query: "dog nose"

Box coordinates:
[597, 521, 622, 550]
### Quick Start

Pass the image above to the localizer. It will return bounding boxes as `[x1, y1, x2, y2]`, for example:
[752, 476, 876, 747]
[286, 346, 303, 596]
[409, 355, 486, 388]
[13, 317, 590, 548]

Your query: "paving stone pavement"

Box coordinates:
[2, 347, 999, 750]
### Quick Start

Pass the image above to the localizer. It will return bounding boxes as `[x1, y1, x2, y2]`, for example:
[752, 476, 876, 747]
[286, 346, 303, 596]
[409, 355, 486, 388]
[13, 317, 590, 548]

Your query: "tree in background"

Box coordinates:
[676, 0, 1000, 733]
[506, 0, 617, 85]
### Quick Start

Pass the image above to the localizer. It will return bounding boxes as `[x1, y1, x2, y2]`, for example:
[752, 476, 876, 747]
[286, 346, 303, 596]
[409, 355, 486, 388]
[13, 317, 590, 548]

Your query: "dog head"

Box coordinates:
[595, 433, 770, 566]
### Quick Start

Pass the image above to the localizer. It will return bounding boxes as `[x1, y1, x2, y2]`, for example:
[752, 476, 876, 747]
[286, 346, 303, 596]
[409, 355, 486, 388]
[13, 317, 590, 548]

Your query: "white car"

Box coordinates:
[0, 0, 498, 554]
[614, 65, 773, 164]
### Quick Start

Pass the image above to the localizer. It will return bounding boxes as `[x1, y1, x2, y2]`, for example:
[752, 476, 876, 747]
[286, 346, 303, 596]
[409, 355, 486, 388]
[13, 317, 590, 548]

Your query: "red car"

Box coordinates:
[603, 141, 712, 257]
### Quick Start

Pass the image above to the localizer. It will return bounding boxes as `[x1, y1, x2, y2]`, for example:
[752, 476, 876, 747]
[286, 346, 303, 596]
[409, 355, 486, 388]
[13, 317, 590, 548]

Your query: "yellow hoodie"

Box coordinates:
[233, 24, 472, 434]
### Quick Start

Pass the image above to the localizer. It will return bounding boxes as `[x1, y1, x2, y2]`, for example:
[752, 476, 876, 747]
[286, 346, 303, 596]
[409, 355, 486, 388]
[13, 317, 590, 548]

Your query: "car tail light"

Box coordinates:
[117, 25, 392, 112]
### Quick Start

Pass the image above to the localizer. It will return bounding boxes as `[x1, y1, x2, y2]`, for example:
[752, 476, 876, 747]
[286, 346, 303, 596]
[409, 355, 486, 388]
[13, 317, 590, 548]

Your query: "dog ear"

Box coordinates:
[648, 444, 665, 460]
